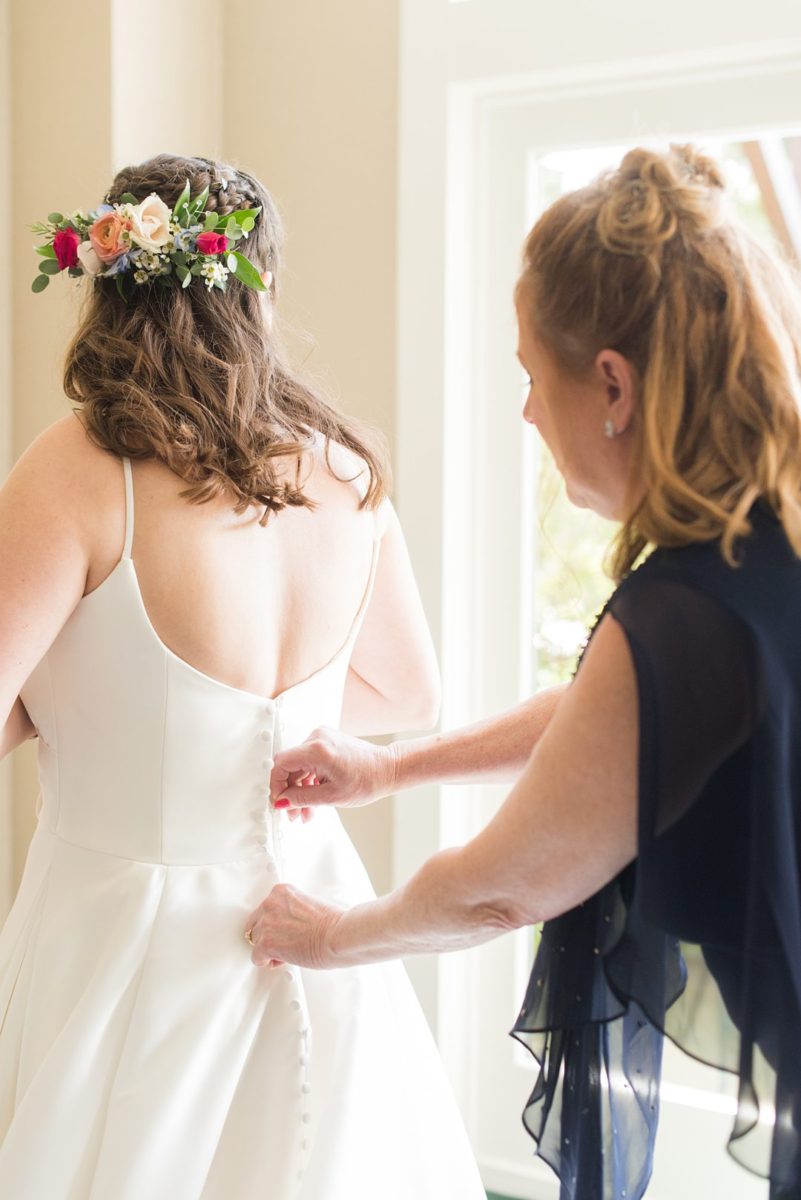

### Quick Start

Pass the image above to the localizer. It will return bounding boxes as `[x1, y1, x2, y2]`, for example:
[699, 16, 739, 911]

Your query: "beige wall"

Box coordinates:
[0, 0, 13, 916]
[2, 0, 399, 912]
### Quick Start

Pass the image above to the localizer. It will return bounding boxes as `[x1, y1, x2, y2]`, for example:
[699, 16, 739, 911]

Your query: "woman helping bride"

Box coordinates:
[0, 153, 486, 1200]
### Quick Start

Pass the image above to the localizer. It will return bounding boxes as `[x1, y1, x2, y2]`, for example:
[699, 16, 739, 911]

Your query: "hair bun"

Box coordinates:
[597, 143, 726, 257]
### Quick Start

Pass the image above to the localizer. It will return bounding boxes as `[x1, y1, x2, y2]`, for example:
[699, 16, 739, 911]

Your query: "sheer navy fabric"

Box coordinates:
[511, 503, 801, 1199]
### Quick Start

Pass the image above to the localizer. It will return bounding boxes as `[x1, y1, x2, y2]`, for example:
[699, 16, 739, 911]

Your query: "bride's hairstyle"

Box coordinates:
[63, 153, 389, 519]
[516, 142, 801, 579]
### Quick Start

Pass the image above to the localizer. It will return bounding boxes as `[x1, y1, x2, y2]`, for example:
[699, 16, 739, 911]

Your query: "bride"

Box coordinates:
[0, 154, 486, 1200]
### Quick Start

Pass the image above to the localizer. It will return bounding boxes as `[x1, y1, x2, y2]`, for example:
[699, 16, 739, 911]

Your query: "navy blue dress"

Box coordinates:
[512, 502, 801, 1200]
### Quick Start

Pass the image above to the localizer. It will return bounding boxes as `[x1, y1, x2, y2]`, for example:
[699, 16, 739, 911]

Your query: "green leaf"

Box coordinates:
[190, 262, 204, 276]
[171, 250, 188, 267]
[47, 212, 64, 224]
[39, 259, 61, 275]
[230, 251, 267, 291]
[115, 274, 130, 304]
[31, 274, 49, 293]
[232, 207, 261, 225]
[175, 264, 189, 282]
[181, 270, 192, 289]
[172, 179, 191, 221]
[226, 253, 238, 273]
[191, 184, 209, 215]
[156, 274, 172, 288]
[35, 244, 57, 258]
[203, 211, 219, 231]
[240, 216, 255, 232]
[119, 192, 139, 205]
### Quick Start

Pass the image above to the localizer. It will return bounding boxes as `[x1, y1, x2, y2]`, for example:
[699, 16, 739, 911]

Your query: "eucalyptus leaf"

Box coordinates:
[35, 245, 57, 258]
[232, 207, 261, 225]
[172, 250, 188, 267]
[119, 193, 138, 205]
[230, 251, 267, 291]
[39, 259, 62, 275]
[175, 264, 189, 282]
[241, 216, 255, 232]
[47, 212, 64, 224]
[31, 274, 49, 293]
[203, 211, 219, 231]
[190, 262, 204, 275]
[181, 271, 192, 289]
[226, 253, 237, 273]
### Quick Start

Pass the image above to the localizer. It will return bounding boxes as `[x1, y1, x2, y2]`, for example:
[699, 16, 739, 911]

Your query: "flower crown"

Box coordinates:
[29, 179, 269, 303]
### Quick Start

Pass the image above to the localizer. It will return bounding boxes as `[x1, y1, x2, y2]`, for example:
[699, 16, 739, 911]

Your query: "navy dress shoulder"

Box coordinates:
[511, 504, 801, 1200]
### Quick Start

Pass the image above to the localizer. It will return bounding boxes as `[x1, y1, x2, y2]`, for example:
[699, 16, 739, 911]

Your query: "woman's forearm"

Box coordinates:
[326, 845, 517, 967]
[389, 684, 566, 792]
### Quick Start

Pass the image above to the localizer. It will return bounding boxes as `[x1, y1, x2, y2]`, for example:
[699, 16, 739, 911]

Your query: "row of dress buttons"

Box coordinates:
[279, 964, 313, 1189]
[254, 706, 278, 871]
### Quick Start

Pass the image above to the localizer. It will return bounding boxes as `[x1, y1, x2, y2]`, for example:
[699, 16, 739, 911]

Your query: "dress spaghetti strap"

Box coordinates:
[121, 456, 135, 561]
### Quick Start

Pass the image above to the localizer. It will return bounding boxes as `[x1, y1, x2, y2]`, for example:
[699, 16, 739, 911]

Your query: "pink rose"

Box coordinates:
[196, 231, 229, 256]
[53, 228, 80, 270]
[89, 212, 130, 263]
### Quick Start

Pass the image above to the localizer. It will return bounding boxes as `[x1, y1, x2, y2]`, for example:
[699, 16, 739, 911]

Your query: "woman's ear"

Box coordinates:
[596, 350, 636, 436]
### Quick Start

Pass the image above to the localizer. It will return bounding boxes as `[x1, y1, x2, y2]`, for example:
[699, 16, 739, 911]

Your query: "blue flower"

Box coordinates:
[103, 253, 132, 276]
[171, 226, 198, 253]
[95, 203, 114, 216]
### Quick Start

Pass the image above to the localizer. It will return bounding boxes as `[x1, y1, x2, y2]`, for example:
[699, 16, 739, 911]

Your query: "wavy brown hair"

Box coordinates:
[63, 153, 389, 520]
[517, 143, 801, 579]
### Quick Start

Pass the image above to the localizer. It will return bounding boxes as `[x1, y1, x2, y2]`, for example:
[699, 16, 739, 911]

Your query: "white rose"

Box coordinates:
[76, 241, 103, 276]
[127, 193, 172, 252]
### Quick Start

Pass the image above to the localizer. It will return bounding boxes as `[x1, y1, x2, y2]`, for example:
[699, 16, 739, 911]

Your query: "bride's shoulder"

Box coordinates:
[13, 409, 113, 477]
[309, 433, 365, 502]
[6, 411, 125, 523]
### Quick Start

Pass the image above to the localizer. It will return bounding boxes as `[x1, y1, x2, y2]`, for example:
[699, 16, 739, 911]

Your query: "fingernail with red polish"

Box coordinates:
[274, 798, 290, 809]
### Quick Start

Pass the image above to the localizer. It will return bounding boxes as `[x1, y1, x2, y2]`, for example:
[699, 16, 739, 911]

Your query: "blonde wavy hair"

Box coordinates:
[517, 142, 801, 579]
[63, 153, 389, 520]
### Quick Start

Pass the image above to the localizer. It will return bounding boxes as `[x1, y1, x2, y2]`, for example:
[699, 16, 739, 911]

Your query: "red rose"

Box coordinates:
[196, 231, 229, 256]
[53, 227, 80, 270]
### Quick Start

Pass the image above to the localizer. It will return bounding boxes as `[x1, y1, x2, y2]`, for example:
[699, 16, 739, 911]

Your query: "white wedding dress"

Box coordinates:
[0, 455, 486, 1200]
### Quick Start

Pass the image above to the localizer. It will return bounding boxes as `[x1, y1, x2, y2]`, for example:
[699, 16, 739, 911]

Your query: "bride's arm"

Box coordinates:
[338, 498, 441, 736]
[0, 418, 92, 763]
[0, 697, 37, 760]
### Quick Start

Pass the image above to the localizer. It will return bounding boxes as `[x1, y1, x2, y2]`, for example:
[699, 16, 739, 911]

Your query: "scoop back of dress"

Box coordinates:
[0, 455, 485, 1200]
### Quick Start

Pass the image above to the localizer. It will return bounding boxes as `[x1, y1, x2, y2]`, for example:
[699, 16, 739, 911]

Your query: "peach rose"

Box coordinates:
[127, 193, 172, 252]
[88, 212, 129, 263]
[76, 240, 103, 276]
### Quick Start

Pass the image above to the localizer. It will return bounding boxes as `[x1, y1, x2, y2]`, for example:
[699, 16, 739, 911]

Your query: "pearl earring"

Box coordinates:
[604, 419, 617, 439]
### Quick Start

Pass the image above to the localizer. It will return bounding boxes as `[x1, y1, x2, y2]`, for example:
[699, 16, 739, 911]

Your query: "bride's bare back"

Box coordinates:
[0, 413, 440, 757]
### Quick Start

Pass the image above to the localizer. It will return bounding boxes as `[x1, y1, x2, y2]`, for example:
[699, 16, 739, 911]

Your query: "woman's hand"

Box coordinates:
[270, 726, 398, 812]
[245, 883, 345, 969]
